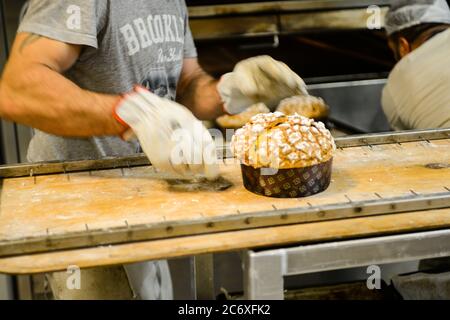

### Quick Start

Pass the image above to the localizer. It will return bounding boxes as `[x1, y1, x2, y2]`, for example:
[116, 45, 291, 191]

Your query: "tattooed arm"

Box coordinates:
[0, 33, 124, 137]
[176, 58, 225, 121]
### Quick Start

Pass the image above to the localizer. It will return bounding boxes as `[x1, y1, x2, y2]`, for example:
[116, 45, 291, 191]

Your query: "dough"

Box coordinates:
[216, 103, 270, 129]
[276, 95, 330, 120]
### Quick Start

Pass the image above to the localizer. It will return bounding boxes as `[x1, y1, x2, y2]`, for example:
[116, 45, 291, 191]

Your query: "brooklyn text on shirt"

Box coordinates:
[120, 14, 186, 57]
[157, 47, 183, 64]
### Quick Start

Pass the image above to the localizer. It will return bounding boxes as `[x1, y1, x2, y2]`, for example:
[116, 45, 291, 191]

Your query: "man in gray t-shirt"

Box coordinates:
[18, 0, 202, 162]
[0, 0, 306, 299]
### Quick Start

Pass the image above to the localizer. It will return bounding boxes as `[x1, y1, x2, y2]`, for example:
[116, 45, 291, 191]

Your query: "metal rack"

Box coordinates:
[2, 127, 448, 178]
[244, 229, 450, 299]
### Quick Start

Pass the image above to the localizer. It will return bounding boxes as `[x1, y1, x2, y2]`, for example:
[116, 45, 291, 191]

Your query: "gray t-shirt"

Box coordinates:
[18, 0, 197, 162]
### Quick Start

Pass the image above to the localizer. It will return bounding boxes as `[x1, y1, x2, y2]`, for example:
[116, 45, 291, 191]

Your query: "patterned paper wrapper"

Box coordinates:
[240, 159, 333, 198]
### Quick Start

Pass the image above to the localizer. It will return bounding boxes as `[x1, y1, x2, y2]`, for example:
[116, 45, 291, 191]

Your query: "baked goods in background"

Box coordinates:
[217, 94, 330, 131]
[231, 112, 335, 198]
[216, 103, 270, 129]
[276, 95, 330, 120]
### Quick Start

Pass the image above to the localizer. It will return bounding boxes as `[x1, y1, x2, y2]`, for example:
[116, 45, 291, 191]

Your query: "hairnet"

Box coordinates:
[385, 0, 450, 35]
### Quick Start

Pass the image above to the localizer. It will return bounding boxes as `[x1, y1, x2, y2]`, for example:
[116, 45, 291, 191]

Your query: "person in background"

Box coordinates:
[0, 0, 305, 299]
[382, 0, 450, 131]
[382, 1, 450, 301]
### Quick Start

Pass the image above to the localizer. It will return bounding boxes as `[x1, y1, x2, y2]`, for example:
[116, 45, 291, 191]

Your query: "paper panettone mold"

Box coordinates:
[240, 160, 332, 198]
[231, 112, 335, 198]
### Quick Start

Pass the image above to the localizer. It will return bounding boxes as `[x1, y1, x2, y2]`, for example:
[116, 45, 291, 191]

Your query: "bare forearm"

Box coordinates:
[177, 69, 224, 121]
[0, 64, 123, 137]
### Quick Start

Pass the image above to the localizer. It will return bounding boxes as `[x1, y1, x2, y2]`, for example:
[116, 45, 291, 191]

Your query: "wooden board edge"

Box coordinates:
[1, 209, 450, 275]
[0, 192, 449, 258]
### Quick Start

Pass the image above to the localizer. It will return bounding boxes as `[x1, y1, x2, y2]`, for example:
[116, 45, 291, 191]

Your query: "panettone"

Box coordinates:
[276, 95, 330, 120]
[216, 103, 270, 129]
[231, 112, 335, 169]
[231, 112, 335, 198]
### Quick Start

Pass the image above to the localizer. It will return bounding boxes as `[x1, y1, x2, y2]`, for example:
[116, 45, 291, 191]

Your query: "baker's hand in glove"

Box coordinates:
[218, 55, 308, 114]
[113, 86, 219, 180]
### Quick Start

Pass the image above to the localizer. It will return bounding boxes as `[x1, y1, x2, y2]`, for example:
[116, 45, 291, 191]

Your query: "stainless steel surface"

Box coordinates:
[244, 249, 284, 299]
[0, 122, 19, 165]
[188, 0, 391, 18]
[308, 79, 391, 133]
[280, 7, 389, 33]
[244, 229, 450, 299]
[190, 15, 279, 40]
[188, 0, 392, 44]
[190, 7, 388, 40]
[16, 276, 33, 300]
[335, 127, 450, 148]
[0, 121, 33, 164]
[0, 154, 151, 178]
[0, 274, 14, 300]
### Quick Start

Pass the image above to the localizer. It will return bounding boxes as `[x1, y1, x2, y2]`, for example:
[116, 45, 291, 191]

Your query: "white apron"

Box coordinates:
[382, 29, 450, 130]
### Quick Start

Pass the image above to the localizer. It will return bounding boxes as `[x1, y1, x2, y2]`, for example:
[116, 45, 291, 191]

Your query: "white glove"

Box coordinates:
[218, 55, 308, 114]
[114, 86, 219, 180]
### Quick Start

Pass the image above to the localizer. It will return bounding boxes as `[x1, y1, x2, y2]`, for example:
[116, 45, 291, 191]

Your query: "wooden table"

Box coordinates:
[0, 130, 449, 298]
[0, 208, 449, 275]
